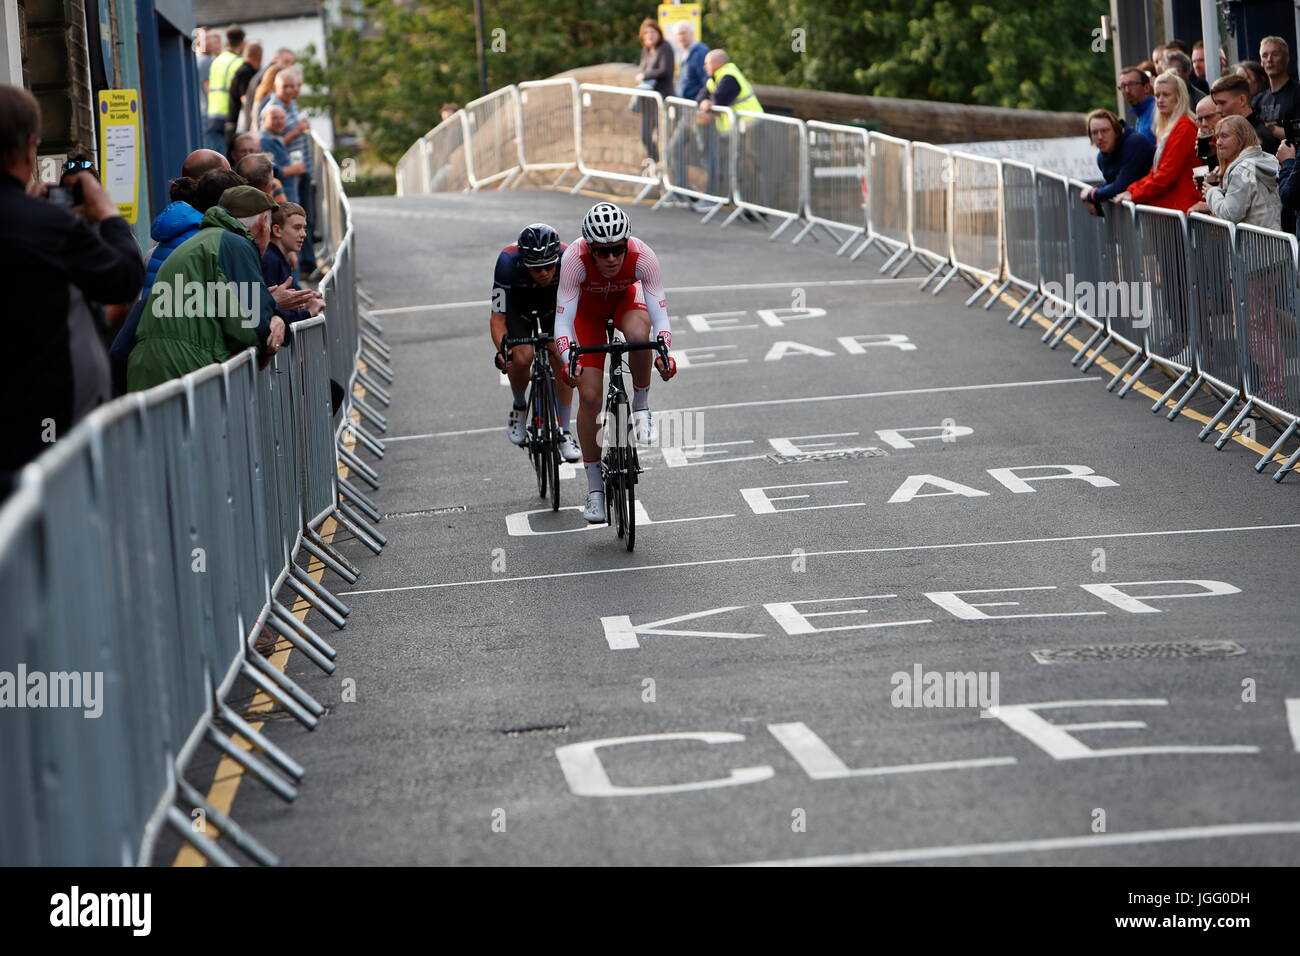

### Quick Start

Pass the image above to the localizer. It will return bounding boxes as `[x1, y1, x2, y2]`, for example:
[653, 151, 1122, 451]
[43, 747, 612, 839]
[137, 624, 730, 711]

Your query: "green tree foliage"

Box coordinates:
[703, 0, 1113, 113]
[303, 0, 649, 165]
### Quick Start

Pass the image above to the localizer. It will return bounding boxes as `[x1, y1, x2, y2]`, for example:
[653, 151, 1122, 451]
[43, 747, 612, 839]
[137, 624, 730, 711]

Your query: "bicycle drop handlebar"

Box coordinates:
[567, 338, 670, 381]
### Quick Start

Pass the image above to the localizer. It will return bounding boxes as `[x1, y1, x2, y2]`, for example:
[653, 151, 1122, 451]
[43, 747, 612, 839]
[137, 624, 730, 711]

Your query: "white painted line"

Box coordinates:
[367, 277, 923, 315]
[337, 522, 1300, 596]
[383, 377, 1100, 443]
[727, 821, 1300, 867]
[1287, 700, 1300, 752]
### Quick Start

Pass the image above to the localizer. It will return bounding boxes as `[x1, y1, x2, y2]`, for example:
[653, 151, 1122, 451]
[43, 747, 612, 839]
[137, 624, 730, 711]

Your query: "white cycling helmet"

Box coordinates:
[581, 202, 631, 244]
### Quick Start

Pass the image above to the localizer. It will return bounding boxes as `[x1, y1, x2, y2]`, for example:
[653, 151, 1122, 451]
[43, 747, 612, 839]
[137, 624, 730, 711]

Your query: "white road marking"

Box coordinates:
[337, 522, 1300, 595]
[727, 821, 1300, 866]
[368, 278, 924, 315]
[384, 376, 1100, 443]
[768, 722, 1015, 779]
[1287, 699, 1300, 752]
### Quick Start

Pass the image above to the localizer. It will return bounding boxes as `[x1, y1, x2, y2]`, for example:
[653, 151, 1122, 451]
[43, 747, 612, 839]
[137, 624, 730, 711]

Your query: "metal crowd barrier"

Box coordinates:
[0, 131, 390, 866]
[654, 96, 735, 220]
[723, 111, 808, 239]
[798, 120, 868, 252]
[394, 79, 1300, 480]
[517, 78, 580, 189]
[572, 83, 666, 202]
[464, 87, 524, 191]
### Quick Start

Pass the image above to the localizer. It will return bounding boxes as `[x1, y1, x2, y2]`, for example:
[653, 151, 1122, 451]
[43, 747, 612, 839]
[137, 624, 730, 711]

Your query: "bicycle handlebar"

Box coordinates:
[567, 338, 670, 381]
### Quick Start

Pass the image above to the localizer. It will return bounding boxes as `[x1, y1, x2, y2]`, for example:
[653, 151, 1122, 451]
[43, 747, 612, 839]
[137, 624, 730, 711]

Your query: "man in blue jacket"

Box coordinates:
[1080, 109, 1154, 215]
[663, 20, 710, 207]
[1119, 67, 1157, 145]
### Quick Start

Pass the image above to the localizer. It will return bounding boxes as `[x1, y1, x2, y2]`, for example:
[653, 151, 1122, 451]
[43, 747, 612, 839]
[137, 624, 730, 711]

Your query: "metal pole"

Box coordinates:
[1203, 0, 1221, 85]
[474, 0, 489, 98]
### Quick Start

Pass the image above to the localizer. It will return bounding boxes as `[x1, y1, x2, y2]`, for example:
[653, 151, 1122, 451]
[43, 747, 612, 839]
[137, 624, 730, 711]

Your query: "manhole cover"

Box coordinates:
[766, 448, 888, 465]
[1031, 640, 1246, 664]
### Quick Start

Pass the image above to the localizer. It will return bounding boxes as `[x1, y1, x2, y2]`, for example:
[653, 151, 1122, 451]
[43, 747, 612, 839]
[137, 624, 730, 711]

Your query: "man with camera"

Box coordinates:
[0, 84, 145, 497]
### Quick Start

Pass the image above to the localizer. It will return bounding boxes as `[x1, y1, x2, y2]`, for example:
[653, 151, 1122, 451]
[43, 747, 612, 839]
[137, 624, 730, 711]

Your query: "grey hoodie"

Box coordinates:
[1206, 145, 1282, 229]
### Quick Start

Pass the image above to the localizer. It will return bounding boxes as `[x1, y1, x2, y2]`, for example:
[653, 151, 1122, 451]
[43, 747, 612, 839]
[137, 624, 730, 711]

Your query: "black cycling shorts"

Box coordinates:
[505, 308, 556, 340]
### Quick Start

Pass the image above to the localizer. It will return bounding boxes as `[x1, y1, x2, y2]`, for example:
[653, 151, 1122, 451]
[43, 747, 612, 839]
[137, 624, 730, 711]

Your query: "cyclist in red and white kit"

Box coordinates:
[554, 202, 677, 523]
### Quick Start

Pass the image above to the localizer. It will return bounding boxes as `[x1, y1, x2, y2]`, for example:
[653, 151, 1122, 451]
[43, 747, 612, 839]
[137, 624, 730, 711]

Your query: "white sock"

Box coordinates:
[585, 460, 603, 493]
[511, 388, 527, 408]
[633, 386, 650, 412]
[558, 403, 572, 432]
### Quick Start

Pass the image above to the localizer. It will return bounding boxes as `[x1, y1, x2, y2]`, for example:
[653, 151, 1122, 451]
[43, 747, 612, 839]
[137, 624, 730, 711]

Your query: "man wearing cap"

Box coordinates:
[128, 186, 290, 391]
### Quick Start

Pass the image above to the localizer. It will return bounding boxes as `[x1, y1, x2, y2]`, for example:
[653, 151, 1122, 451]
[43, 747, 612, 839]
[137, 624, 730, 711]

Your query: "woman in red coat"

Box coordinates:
[1115, 70, 1201, 211]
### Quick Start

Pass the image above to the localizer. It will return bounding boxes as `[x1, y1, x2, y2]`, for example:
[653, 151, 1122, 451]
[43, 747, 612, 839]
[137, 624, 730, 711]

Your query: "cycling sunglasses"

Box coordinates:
[591, 242, 627, 259]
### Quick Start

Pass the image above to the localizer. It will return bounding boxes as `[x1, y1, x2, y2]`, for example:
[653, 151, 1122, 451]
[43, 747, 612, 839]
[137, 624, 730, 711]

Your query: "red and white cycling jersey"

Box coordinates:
[553, 236, 671, 366]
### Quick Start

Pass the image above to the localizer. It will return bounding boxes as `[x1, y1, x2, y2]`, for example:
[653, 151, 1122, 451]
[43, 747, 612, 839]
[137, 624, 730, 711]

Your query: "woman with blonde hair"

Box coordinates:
[1115, 70, 1201, 211]
[1192, 114, 1282, 227]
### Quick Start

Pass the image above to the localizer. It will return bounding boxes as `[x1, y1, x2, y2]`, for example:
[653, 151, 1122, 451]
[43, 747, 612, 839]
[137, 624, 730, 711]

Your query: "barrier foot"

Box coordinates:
[274, 597, 341, 656]
[346, 420, 386, 459]
[166, 805, 239, 867]
[242, 652, 324, 719]
[769, 216, 797, 241]
[791, 219, 817, 245]
[1198, 393, 1240, 441]
[1106, 351, 1142, 392]
[357, 287, 376, 307]
[360, 329, 392, 361]
[931, 265, 960, 295]
[1116, 356, 1152, 398]
[719, 206, 744, 229]
[963, 277, 994, 307]
[835, 231, 862, 256]
[918, 259, 946, 290]
[1011, 291, 1043, 325]
[359, 353, 395, 385]
[1072, 328, 1106, 367]
[887, 249, 917, 278]
[176, 777, 278, 866]
[568, 174, 590, 194]
[633, 181, 656, 204]
[338, 476, 382, 522]
[206, 726, 298, 802]
[352, 396, 388, 432]
[983, 278, 1011, 310]
[270, 606, 338, 673]
[850, 235, 877, 261]
[1273, 442, 1300, 482]
[1039, 308, 1069, 342]
[239, 659, 320, 729]
[355, 372, 391, 407]
[284, 564, 345, 624]
[359, 308, 383, 336]
[1215, 399, 1256, 450]
[1152, 369, 1190, 412]
[303, 528, 360, 584]
[216, 700, 305, 781]
[878, 243, 904, 272]
[1019, 296, 1053, 329]
[334, 506, 386, 555]
[1257, 419, 1298, 472]
[1166, 373, 1204, 421]
[338, 445, 380, 490]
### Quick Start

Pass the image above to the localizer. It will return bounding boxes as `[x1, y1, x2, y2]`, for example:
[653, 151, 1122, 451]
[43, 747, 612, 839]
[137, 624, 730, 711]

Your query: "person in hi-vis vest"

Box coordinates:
[205, 27, 246, 153]
[695, 50, 764, 205]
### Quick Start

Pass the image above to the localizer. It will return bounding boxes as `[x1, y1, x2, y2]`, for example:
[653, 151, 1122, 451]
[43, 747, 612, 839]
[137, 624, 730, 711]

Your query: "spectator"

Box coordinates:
[1194, 94, 1220, 174]
[127, 186, 286, 391]
[696, 49, 764, 210]
[1236, 60, 1269, 102]
[236, 152, 287, 205]
[1114, 71, 1200, 212]
[249, 50, 295, 129]
[261, 69, 316, 275]
[205, 27, 246, 153]
[1165, 38, 1190, 56]
[229, 130, 260, 166]
[227, 41, 262, 147]
[1257, 37, 1299, 143]
[1164, 50, 1208, 97]
[1117, 66, 1157, 145]
[440, 102, 460, 123]
[196, 29, 220, 98]
[1151, 44, 1167, 70]
[673, 21, 709, 101]
[259, 104, 305, 203]
[1192, 41, 1207, 79]
[1210, 73, 1279, 154]
[261, 202, 323, 322]
[108, 158, 237, 393]
[1079, 109, 1154, 215]
[1136, 59, 1157, 78]
[1190, 115, 1281, 228]
[635, 18, 673, 165]
[0, 84, 145, 495]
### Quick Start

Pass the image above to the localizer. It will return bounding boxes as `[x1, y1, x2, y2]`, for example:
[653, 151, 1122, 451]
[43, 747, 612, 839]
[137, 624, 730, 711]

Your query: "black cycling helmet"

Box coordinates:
[517, 223, 562, 267]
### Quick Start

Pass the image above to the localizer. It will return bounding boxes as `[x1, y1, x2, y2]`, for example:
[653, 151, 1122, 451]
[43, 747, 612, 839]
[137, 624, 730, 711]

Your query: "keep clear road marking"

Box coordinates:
[368, 277, 924, 315]
[338, 522, 1300, 596]
[385, 375, 1099, 442]
[726, 821, 1300, 867]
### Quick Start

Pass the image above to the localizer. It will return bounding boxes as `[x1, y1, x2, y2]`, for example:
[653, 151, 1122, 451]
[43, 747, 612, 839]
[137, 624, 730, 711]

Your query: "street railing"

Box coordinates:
[0, 131, 389, 866]
[395, 79, 1300, 480]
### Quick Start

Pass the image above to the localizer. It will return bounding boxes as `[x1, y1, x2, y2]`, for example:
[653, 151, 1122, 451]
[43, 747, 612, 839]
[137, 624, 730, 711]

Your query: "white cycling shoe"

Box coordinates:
[633, 408, 656, 445]
[582, 490, 607, 524]
[507, 405, 527, 446]
[559, 431, 582, 463]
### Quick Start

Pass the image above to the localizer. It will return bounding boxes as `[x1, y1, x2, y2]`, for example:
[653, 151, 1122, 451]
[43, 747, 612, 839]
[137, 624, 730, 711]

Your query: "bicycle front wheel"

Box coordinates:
[531, 378, 550, 500]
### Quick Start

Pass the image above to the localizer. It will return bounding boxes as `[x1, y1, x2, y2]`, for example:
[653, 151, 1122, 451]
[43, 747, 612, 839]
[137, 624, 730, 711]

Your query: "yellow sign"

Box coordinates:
[658, 3, 703, 45]
[97, 89, 141, 224]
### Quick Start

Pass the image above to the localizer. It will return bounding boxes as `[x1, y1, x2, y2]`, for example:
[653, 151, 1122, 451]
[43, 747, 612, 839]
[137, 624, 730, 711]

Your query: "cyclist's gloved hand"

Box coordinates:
[655, 331, 677, 381]
[494, 349, 509, 372]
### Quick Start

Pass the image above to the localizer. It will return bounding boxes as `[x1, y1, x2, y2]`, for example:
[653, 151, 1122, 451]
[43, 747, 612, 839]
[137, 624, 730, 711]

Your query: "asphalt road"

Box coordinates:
[228, 189, 1300, 866]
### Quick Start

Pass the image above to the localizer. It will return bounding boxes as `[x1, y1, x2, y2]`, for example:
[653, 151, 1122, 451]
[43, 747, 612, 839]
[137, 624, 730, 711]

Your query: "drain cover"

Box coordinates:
[1032, 640, 1246, 664]
[767, 447, 888, 465]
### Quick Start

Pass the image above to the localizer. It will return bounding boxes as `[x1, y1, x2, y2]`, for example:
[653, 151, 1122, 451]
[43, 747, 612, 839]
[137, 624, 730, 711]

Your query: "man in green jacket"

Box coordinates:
[128, 186, 287, 391]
